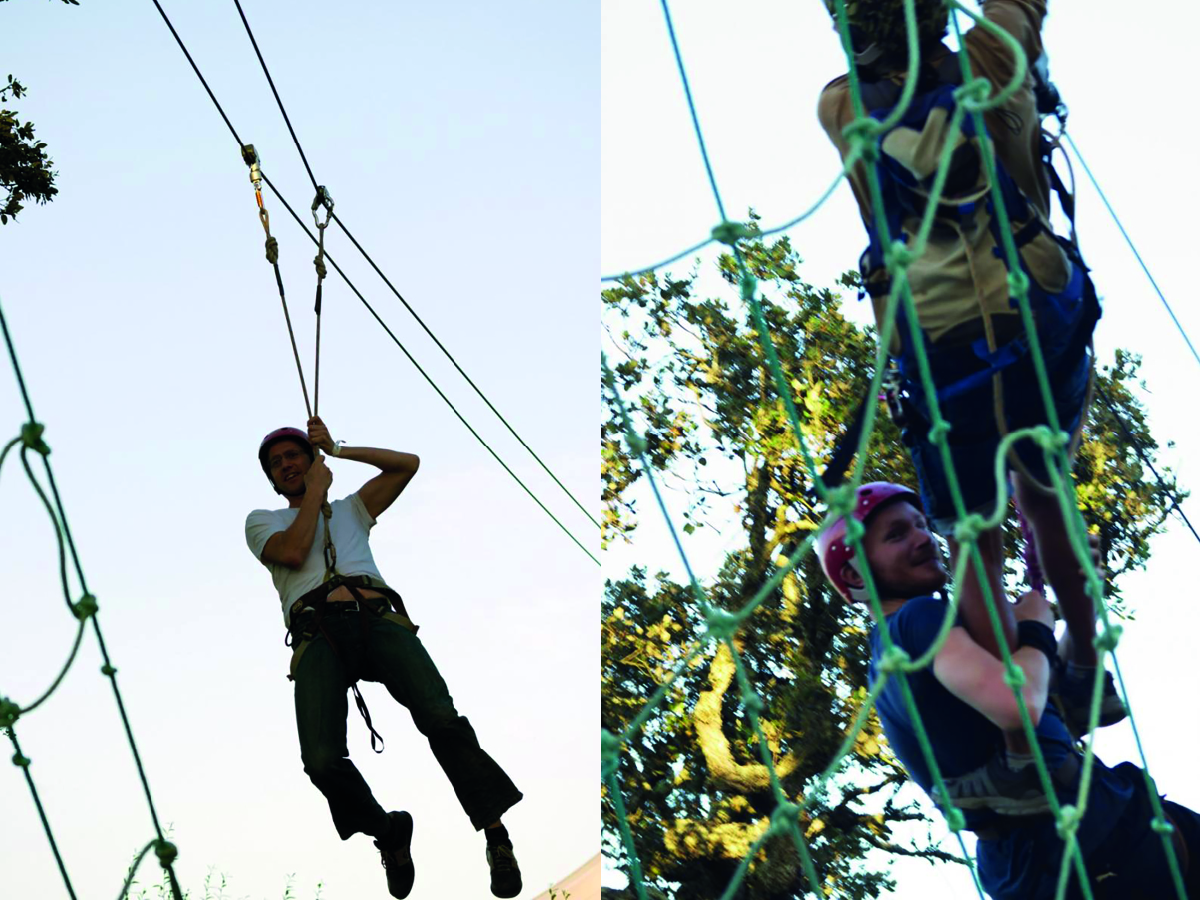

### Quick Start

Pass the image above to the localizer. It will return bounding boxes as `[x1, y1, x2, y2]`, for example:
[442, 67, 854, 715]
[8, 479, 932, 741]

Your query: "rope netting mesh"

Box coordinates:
[0, 301, 183, 899]
[600, 2, 1186, 899]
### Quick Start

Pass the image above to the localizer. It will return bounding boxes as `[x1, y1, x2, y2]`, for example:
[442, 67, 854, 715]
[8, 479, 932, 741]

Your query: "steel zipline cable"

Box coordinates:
[146, 0, 598, 565]
[228, 0, 600, 532]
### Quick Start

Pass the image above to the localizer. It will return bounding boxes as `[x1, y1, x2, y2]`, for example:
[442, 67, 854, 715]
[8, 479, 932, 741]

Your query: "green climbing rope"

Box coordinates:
[600, 2, 1186, 899]
[0, 296, 184, 900]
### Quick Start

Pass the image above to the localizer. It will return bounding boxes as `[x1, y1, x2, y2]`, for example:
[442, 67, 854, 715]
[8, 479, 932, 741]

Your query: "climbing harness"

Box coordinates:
[285, 575, 419, 754]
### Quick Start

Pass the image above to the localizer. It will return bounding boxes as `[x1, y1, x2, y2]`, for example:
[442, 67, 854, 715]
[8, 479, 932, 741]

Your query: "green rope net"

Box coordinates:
[0, 299, 183, 900]
[600, 2, 1187, 898]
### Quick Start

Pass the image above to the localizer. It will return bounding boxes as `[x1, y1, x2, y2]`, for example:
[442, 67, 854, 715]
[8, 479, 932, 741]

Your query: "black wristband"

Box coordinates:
[1016, 620, 1058, 665]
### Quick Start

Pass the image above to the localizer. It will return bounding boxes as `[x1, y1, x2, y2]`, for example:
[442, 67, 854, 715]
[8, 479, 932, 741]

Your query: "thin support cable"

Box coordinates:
[231, 0, 319, 192]
[1064, 133, 1200, 371]
[331, 212, 601, 530]
[262, 174, 599, 566]
[152, 0, 598, 535]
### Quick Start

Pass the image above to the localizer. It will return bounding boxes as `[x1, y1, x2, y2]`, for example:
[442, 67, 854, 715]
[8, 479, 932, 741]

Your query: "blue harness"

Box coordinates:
[855, 52, 1100, 406]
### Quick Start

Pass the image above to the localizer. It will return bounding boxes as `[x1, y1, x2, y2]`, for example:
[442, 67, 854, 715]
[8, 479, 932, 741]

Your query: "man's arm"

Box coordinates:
[260, 455, 332, 569]
[308, 416, 418, 520]
[931, 589, 1054, 731]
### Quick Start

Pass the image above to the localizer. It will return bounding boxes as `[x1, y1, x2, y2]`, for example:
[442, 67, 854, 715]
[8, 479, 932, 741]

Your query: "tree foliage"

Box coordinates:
[600, 224, 1182, 899]
[1, 1, 79, 224]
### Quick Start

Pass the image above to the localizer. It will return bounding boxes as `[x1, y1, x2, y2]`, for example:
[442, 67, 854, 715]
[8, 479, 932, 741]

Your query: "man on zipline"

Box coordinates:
[817, 482, 1199, 900]
[816, 0, 1123, 751]
[245, 417, 523, 899]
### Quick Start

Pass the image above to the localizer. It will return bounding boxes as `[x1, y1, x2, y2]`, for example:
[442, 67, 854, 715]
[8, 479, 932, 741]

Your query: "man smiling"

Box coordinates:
[245, 417, 523, 899]
[816, 481, 1198, 899]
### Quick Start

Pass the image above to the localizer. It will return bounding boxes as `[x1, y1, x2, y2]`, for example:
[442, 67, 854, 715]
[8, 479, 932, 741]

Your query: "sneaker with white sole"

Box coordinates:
[931, 753, 1054, 816]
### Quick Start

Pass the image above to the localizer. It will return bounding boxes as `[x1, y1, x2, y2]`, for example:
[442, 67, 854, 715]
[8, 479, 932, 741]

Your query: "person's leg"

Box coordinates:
[294, 633, 390, 841]
[1012, 472, 1098, 667]
[366, 617, 523, 831]
[946, 524, 1018, 660]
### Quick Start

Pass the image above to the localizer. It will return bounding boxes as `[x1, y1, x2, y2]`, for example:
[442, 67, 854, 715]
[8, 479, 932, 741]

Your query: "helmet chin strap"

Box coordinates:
[844, 558, 872, 602]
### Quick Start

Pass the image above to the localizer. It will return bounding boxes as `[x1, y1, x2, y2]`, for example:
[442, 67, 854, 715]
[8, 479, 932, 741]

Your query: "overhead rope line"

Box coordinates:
[146, 0, 598, 566]
[601, 2, 1186, 899]
[226, 0, 600, 533]
[256, 171, 599, 566]
[1, 298, 184, 900]
[1062, 133, 1200, 373]
[1092, 381, 1199, 547]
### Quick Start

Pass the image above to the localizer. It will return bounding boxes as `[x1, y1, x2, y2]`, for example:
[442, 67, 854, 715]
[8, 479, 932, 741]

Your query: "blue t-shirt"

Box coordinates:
[869, 596, 1135, 900]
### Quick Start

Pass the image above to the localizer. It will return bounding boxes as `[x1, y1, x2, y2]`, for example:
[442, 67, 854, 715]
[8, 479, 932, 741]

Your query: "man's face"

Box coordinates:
[848, 499, 947, 600]
[267, 440, 311, 496]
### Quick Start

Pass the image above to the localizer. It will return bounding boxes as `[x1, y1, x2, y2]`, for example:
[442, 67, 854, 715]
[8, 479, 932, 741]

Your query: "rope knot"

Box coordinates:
[767, 801, 801, 839]
[265, 235, 280, 264]
[711, 220, 752, 246]
[1055, 804, 1082, 839]
[842, 515, 865, 547]
[953, 514, 986, 545]
[100, 664, 117, 678]
[1094, 624, 1122, 653]
[740, 687, 765, 716]
[825, 484, 856, 519]
[842, 118, 881, 155]
[926, 419, 952, 444]
[601, 729, 622, 778]
[944, 806, 966, 833]
[954, 77, 993, 111]
[878, 645, 911, 674]
[72, 594, 98, 621]
[1002, 665, 1026, 689]
[0, 697, 20, 729]
[704, 608, 741, 642]
[313, 253, 327, 281]
[1006, 269, 1030, 301]
[20, 422, 50, 456]
[154, 839, 178, 867]
[1150, 816, 1175, 837]
[885, 241, 915, 271]
[11, 751, 30, 768]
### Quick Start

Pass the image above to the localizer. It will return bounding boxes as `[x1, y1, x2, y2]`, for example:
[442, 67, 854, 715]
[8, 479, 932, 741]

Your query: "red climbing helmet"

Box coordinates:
[258, 427, 314, 480]
[816, 481, 921, 601]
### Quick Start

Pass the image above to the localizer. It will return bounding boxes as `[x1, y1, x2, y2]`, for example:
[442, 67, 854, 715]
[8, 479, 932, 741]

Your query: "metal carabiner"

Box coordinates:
[311, 185, 334, 230]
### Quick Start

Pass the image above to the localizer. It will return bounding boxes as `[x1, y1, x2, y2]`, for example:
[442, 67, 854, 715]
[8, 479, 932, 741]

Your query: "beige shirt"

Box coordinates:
[818, 0, 1069, 354]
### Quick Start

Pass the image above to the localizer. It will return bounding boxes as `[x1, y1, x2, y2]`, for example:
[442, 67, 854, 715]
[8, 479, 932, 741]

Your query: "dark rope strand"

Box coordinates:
[331, 212, 601, 530]
[233, 0, 599, 531]
[262, 174, 599, 566]
[231, 0, 319, 192]
[1093, 382, 1199, 546]
[147, 0, 244, 147]
[7, 730, 78, 900]
[0, 297, 37, 423]
[225, 0, 598, 531]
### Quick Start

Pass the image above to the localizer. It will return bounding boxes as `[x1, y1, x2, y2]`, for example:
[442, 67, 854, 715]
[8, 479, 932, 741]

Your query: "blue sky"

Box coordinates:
[2, 2, 595, 898]
[602, 1, 1200, 897]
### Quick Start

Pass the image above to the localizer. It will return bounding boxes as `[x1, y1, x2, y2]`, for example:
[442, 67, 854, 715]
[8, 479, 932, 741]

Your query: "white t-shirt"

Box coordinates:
[245, 492, 385, 626]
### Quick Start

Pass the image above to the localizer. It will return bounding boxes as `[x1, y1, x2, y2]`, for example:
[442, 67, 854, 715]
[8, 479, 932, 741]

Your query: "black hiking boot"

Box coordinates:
[486, 834, 522, 898]
[373, 811, 415, 899]
[930, 752, 1053, 816]
[1051, 661, 1127, 739]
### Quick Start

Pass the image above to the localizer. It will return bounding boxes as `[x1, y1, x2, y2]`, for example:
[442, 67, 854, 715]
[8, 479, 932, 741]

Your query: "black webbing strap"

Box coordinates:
[287, 577, 389, 753]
